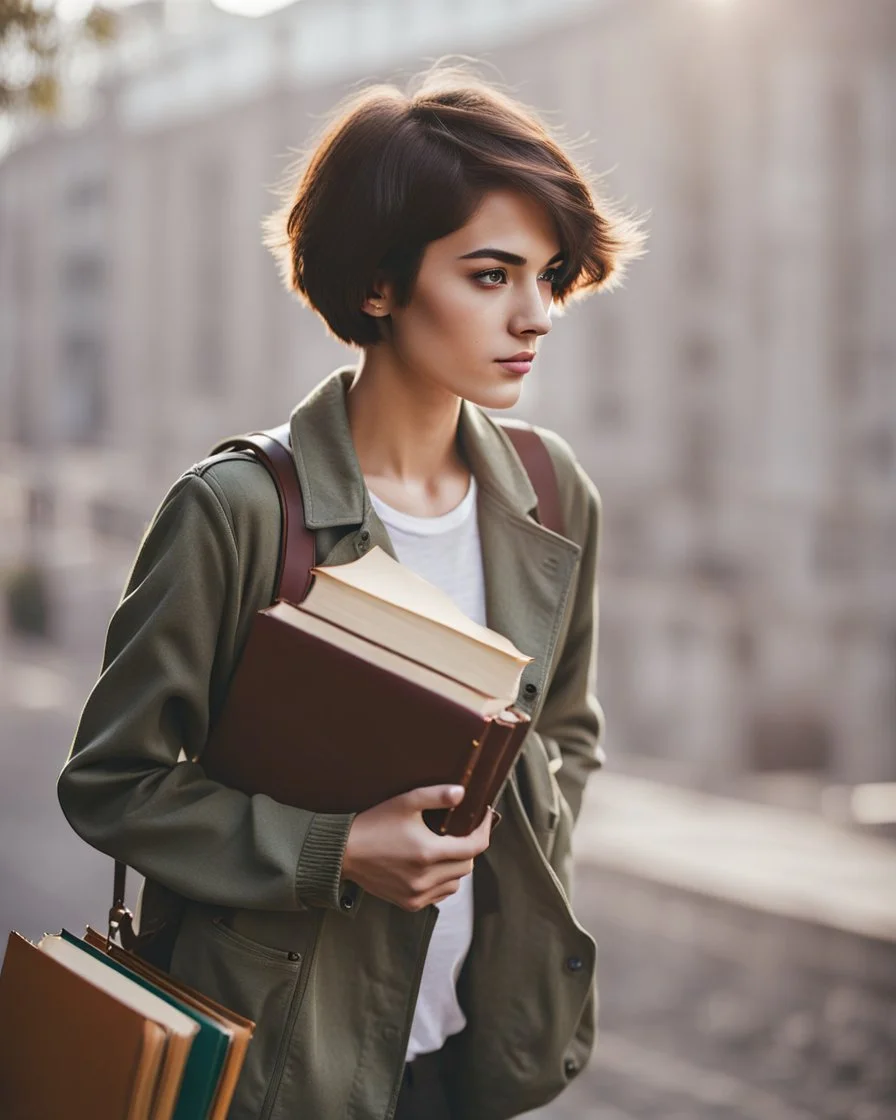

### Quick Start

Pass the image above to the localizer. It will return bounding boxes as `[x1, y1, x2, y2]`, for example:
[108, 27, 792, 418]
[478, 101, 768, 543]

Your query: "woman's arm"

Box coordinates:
[57, 461, 355, 912]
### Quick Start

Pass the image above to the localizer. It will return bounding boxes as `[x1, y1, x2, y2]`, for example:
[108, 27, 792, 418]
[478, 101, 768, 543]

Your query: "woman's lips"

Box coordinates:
[496, 360, 533, 375]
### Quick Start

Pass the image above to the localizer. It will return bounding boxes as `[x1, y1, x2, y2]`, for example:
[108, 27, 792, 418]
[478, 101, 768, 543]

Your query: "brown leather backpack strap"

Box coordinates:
[496, 420, 565, 537]
[110, 423, 316, 949]
[108, 859, 136, 949]
[209, 422, 316, 605]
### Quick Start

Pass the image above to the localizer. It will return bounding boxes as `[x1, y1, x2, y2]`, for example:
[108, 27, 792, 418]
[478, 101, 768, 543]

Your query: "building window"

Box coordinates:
[61, 253, 106, 294]
[681, 333, 717, 381]
[59, 331, 106, 445]
[813, 512, 860, 581]
[65, 178, 106, 211]
[592, 308, 625, 429]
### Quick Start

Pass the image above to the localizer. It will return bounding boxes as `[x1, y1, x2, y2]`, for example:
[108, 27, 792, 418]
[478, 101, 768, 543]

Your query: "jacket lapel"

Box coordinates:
[474, 487, 580, 706]
[457, 403, 582, 708]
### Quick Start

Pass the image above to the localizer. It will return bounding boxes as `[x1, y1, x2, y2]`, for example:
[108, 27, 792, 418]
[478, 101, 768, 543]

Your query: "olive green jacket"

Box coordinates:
[58, 366, 605, 1120]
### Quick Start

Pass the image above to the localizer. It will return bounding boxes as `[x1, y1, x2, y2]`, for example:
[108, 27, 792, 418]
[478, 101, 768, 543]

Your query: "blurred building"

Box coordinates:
[1, 0, 894, 787]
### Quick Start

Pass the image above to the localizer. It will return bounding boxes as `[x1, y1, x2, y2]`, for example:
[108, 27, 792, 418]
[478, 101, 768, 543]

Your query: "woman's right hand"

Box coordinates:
[341, 785, 492, 911]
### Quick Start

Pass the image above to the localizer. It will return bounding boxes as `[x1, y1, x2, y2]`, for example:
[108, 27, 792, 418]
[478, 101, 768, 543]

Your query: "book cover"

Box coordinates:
[82, 926, 254, 1120]
[61, 929, 229, 1120]
[36, 934, 197, 1120]
[0, 931, 166, 1120]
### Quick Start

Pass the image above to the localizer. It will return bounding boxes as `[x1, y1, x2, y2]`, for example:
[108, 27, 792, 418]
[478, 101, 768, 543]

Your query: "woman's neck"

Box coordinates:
[346, 352, 469, 496]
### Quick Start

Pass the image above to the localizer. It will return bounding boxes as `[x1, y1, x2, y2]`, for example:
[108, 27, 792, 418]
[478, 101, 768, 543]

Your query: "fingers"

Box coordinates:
[418, 882, 462, 909]
[399, 788, 493, 858]
[471, 808, 494, 844]
[401, 784, 465, 813]
[420, 858, 475, 892]
[397, 845, 480, 912]
[425, 812, 492, 862]
[400, 869, 468, 913]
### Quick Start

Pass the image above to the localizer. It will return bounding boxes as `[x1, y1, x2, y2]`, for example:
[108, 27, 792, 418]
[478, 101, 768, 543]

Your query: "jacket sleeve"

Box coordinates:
[530, 431, 605, 824]
[57, 466, 355, 912]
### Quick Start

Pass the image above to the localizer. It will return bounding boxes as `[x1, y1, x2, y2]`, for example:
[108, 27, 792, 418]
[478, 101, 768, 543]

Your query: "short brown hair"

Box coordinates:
[263, 65, 645, 347]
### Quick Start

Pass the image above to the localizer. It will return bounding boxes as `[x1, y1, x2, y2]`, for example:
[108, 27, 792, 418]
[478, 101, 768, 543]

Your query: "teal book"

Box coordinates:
[60, 929, 228, 1120]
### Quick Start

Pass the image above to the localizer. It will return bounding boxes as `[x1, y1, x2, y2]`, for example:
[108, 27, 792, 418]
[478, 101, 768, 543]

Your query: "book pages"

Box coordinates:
[309, 546, 530, 663]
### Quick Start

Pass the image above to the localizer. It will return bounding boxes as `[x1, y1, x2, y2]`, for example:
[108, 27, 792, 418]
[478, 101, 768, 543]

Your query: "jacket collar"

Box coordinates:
[289, 365, 539, 530]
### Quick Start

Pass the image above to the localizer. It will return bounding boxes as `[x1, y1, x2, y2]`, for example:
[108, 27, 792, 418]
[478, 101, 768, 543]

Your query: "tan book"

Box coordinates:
[0, 931, 170, 1119]
[83, 926, 255, 1120]
[299, 545, 532, 704]
[36, 934, 198, 1119]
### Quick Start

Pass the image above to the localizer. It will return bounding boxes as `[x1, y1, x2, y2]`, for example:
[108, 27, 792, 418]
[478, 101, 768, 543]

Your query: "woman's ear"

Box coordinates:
[361, 276, 395, 318]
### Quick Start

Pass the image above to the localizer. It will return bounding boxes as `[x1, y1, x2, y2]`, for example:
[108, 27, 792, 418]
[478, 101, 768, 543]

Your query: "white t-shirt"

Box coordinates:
[366, 474, 485, 1063]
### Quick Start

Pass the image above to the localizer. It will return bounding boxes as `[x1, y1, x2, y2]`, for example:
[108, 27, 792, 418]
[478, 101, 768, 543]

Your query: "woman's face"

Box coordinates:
[364, 188, 562, 410]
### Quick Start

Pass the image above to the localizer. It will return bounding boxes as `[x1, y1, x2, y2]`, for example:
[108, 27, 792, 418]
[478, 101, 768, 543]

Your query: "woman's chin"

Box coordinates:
[461, 378, 525, 411]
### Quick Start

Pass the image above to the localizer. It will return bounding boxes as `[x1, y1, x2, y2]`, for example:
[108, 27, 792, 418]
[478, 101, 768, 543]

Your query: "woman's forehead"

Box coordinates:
[441, 190, 562, 261]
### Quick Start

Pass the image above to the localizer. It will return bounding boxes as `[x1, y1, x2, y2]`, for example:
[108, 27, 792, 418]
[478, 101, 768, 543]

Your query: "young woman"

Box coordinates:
[58, 68, 643, 1120]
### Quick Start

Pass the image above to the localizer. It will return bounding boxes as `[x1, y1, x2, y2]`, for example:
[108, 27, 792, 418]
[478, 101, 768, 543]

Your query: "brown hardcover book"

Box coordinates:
[35, 934, 198, 1120]
[83, 927, 255, 1120]
[0, 931, 171, 1119]
[202, 602, 531, 836]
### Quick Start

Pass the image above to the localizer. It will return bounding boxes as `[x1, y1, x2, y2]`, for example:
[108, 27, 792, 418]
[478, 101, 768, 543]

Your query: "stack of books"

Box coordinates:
[0, 927, 254, 1119]
[202, 545, 534, 836]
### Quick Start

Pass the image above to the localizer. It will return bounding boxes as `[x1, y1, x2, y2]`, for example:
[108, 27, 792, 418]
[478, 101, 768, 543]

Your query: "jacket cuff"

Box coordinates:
[295, 812, 359, 912]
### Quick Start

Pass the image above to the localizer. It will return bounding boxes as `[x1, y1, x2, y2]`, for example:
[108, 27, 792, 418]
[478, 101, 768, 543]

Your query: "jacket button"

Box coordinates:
[564, 1057, 579, 1077]
[524, 683, 538, 697]
[359, 530, 370, 542]
[287, 951, 300, 962]
[340, 892, 355, 912]
[565, 955, 583, 972]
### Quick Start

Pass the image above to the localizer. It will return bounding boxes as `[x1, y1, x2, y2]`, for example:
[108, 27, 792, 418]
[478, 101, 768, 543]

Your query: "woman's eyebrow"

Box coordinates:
[458, 248, 565, 267]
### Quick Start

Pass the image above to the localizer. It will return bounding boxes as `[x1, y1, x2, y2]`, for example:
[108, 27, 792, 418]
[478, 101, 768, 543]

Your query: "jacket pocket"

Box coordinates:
[168, 904, 306, 1120]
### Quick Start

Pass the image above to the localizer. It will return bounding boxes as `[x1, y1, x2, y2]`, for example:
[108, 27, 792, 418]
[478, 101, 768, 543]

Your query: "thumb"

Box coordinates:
[402, 784, 466, 812]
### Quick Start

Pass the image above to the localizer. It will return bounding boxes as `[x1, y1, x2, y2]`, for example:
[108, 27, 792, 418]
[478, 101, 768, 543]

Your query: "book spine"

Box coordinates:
[421, 726, 487, 837]
[479, 714, 532, 815]
[445, 710, 532, 837]
[438, 716, 517, 837]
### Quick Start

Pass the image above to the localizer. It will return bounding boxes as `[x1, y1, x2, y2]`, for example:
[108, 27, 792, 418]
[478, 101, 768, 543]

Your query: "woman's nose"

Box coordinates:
[510, 285, 553, 339]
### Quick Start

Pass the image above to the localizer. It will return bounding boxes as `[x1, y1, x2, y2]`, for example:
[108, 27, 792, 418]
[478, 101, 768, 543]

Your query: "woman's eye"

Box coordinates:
[475, 268, 507, 286]
[473, 265, 563, 288]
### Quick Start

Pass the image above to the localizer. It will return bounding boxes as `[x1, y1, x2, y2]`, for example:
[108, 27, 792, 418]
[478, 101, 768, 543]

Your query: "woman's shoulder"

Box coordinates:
[146, 448, 283, 568]
[189, 449, 283, 537]
[137, 448, 285, 619]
